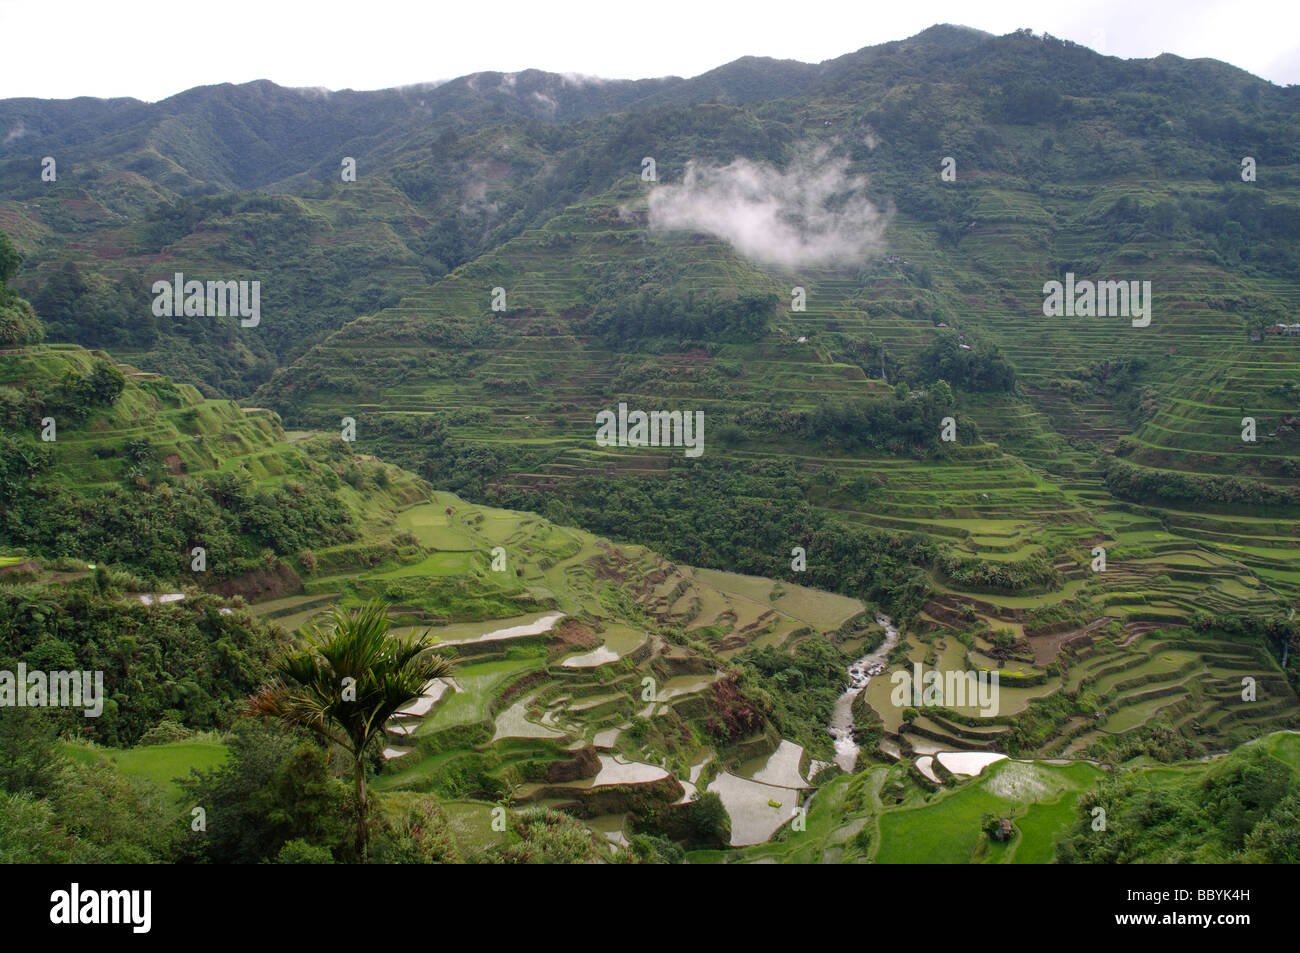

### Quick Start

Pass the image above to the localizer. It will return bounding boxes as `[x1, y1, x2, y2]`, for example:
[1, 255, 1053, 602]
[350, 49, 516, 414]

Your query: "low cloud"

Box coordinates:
[645, 144, 891, 270]
[529, 90, 558, 113]
[560, 72, 607, 88]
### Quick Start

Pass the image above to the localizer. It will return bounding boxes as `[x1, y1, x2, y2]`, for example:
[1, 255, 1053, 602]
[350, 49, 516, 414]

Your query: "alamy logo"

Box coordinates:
[890, 664, 1000, 717]
[1042, 272, 1151, 327]
[151, 272, 260, 327]
[595, 402, 704, 457]
[0, 664, 104, 717]
[50, 883, 151, 933]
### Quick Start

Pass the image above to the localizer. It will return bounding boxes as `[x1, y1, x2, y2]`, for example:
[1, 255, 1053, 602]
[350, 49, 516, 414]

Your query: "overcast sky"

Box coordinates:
[2, 0, 1298, 101]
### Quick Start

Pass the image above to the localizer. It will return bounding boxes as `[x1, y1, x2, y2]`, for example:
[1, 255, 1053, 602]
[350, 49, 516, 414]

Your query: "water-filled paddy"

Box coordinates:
[492, 692, 566, 742]
[656, 674, 716, 700]
[706, 772, 800, 846]
[936, 751, 1008, 776]
[916, 755, 939, 782]
[740, 740, 809, 790]
[562, 645, 620, 668]
[422, 658, 537, 732]
[393, 611, 564, 646]
[561, 624, 646, 667]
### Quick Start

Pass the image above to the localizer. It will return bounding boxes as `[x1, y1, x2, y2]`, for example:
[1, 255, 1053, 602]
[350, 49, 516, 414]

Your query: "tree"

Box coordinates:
[999, 80, 1061, 124]
[275, 838, 337, 864]
[0, 230, 42, 347]
[0, 289, 43, 348]
[981, 812, 1014, 842]
[369, 796, 462, 864]
[1148, 200, 1180, 235]
[930, 379, 955, 410]
[687, 791, 731, 845]
[1243, 792, 1300, 863]
[0, 231, 21, 286]
[0, 708, 60, 797]
[246, 599, 453, 860]
[179, 718, 350, 863]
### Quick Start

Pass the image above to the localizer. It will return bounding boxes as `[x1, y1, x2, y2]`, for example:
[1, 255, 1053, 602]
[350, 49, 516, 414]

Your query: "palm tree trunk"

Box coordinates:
[354, 755, 368, 862]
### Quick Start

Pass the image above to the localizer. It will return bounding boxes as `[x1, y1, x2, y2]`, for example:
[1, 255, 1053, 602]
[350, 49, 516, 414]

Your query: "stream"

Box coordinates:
[828, 615, 899, 772]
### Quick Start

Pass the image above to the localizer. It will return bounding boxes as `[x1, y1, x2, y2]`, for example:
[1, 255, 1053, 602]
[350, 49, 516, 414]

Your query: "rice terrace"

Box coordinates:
[0, 5, 1298, 885]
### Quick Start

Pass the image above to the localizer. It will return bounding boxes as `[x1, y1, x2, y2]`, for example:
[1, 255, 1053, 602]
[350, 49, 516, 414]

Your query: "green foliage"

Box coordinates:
[687, 791, 731, 845]
[0, 453, 358, 581]
[180, 719, 352, 864]
[0, 587, 278, 745]
[802, 392, 949, 452]
[583, 287, 776, 344]
[1104, 457, 1300, 511]
[1241, 792, 1300, 863]
[0, 295, 43, 348]
[481, 806, 603, 864]
[4, 31, 1300, 867]
[0, 708, 60, 798]
[0, 231, 43, 347]
[0, 792, 83, 863]
[736, 638, 850, 758]
[36, 360, 126, 421]
[0, 752, 179, 863]
[912, 334, 1017, 393]
[998, 79, 1062, 124]
[0, 231, 21, 285]
[1058, 743, 1299, 863]
[981, 812, 1013, 841]
[31, 263, 151, 352]
[532, 462, 938, 621]
[369, 796, 462, 864]
[938, 551, 1061, 593]
[273, 838, 336, 864]
[247, 599, 454, 859]
[615, 833, 685, 864]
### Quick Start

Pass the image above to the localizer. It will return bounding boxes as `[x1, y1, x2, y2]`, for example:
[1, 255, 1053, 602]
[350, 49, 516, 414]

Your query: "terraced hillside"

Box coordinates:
[696, 730, 1300, 864]
[4, 24, 1300, 864]
[18, 339, 1282, 858]
[250, 118, 1300, 774]
[259, 173, 1296, 612]
[0, 340, 449, 585]
[1, 336, 881, 855]
[277, 492, 874, 852]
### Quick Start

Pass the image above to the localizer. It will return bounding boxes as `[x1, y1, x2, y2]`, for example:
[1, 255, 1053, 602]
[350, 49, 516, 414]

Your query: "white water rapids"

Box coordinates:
[828, 615, 900, 772]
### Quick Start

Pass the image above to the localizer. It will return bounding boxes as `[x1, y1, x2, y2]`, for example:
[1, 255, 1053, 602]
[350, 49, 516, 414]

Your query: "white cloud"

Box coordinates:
[560, 72, 608, 88]
[646, 144, 891, 270]
[530, 90, 558, 113]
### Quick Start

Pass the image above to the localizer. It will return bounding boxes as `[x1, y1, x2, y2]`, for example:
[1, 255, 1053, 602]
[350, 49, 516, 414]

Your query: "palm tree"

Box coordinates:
[247, 598, 452, 860]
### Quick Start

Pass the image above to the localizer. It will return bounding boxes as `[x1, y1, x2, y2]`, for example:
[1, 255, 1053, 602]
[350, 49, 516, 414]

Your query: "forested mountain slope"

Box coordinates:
[2, 25, 1298, 863]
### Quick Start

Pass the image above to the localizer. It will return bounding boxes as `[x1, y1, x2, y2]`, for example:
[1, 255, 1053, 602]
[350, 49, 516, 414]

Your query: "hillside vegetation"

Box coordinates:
[2, 24, 1299, 863]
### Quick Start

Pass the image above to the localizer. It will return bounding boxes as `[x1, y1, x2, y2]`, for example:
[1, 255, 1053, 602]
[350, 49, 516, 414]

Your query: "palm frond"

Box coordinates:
[250, 598, 454, 757]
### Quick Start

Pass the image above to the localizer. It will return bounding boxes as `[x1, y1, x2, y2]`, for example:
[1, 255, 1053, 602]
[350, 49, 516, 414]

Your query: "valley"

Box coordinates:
[1, 23, 1298, 866]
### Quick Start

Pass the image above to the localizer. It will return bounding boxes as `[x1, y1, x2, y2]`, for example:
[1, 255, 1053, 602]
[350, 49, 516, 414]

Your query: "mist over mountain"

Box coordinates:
[645, 143, 894, 269]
